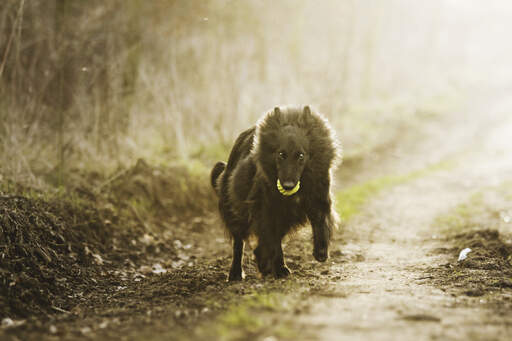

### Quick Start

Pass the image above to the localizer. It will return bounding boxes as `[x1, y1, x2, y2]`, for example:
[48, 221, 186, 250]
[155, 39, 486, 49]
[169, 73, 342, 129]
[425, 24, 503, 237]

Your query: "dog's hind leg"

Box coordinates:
[228, 236, 244, 281]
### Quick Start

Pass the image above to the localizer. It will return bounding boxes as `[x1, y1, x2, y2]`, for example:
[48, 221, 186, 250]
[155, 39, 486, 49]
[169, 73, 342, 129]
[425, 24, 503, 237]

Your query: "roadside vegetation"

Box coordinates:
[0, 0, 467, 193]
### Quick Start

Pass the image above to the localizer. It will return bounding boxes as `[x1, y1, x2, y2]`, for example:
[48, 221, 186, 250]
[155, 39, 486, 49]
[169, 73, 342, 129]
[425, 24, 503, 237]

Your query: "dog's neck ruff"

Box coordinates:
[277, 179, 300, 196]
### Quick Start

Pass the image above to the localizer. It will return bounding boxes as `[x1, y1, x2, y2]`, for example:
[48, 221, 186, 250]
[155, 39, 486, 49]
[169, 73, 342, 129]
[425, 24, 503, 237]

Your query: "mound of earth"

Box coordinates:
[0, 194, 117, 318]
[428, 229, 512, 308]
[453, 229, 512, 272]
[0, 159, 216, 322]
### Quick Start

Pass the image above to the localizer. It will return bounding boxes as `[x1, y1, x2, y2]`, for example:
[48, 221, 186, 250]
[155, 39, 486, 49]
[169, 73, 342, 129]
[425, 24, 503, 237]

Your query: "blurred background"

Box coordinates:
[1, 0, 512, 188]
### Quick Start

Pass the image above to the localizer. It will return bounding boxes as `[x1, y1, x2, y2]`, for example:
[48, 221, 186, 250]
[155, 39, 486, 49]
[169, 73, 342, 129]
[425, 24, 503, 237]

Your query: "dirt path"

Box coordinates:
[2, 93, 511, 341]
[292, 97, 512, 340]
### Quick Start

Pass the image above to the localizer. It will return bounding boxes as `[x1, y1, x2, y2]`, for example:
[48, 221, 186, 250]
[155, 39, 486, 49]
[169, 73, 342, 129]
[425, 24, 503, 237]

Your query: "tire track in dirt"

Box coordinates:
[293, 97, 512, 340]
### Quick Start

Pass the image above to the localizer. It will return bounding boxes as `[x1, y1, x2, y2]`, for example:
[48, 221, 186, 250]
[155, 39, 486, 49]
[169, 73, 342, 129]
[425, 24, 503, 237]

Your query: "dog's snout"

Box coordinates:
[281, 181, 296, 190]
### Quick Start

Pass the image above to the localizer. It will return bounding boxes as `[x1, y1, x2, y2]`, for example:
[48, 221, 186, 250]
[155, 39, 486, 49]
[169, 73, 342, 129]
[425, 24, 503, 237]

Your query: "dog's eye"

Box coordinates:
[278, 151, 287, 159]
[298, 153, 304, 160]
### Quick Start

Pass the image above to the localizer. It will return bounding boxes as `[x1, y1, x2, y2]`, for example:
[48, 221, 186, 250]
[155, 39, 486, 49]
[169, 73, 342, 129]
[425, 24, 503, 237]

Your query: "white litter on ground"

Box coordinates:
[458, 248, 472, 261]
[1, 317, 26, 329]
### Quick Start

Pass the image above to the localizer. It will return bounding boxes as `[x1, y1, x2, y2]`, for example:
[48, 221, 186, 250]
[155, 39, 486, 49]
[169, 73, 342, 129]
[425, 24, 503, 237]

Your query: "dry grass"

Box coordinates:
[2, 0, 507, 190]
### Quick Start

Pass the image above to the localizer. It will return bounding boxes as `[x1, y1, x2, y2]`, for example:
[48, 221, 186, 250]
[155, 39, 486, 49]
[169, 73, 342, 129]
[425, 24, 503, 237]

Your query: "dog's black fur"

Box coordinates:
[211, 105, 340, 280]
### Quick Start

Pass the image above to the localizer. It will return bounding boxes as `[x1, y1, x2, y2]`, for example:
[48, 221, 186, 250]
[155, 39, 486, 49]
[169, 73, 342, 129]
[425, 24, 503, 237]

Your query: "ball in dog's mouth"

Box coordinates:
[277, 179, 300, 196]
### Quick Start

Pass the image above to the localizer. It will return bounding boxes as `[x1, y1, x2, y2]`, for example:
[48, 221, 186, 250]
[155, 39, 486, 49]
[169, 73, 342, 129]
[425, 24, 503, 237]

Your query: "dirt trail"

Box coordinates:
[2, 93, 511, 341]
[294, 96, 512, 340]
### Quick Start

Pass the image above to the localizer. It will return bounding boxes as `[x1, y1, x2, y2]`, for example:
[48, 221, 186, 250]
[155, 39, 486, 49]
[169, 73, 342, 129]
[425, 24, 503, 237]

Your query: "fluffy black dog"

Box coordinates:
[211, 105, 340, 280]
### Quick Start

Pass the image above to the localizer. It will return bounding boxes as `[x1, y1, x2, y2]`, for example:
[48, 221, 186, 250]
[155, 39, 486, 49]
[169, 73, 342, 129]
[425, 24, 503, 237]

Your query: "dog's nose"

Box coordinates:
[281, 181, 296, 190]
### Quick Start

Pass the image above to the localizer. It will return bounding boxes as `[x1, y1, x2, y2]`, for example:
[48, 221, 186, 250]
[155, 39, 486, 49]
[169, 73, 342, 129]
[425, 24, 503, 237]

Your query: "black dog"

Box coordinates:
[211, 106, 340, 280]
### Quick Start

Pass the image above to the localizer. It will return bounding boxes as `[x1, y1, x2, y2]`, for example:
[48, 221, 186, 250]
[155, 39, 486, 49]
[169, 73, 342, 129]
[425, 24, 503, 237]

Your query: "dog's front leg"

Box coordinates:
[253, 211, 274, 276]
[309, 206, 334, 263]
[271, 240, 290, 278]
[254, 216, 290, 278]
[255, 237, 290, 278]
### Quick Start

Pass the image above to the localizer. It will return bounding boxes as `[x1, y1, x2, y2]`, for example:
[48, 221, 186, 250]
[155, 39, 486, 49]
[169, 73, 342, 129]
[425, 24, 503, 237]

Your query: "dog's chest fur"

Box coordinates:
[263, 190, 308, 229]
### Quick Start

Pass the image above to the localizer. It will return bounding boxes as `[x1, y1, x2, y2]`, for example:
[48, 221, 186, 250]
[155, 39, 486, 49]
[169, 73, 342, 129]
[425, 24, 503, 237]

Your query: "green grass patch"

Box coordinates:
[217, 305, 264, 336]
[189, 141, 231, 163]
[207, 290, 296, 341]
[337, 160, 453, 222]
[433, 181, 512, 235]
[0, 178, 91, 208]
[434, 192, 484, 234]
[497, 181, 512, 200]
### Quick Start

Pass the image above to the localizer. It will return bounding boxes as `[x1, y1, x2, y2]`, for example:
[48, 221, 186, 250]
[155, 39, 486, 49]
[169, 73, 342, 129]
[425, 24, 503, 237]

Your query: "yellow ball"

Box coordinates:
[277, 179, 300, 196]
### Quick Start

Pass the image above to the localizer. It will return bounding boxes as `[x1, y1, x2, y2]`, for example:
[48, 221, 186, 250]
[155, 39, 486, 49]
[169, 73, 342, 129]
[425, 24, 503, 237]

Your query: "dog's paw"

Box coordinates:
[228, 269, 244, 282]
[313, 247, 328, 262]
[273, 265, 291, 279]
[254, 247, 272, 275]
[257, 260, 272, 276]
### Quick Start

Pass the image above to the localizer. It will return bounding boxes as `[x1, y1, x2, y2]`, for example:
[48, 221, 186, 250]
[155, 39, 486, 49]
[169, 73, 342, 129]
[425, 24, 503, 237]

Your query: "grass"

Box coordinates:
[1, 1, 473, 194]
[433, 192, 484, 234]
[197, 283, 299, 341]
[217, 305, 264, 336]
[336, 160, 454, 222]
[0, 177, 77, 203]
[215, 292, 295, 340]
[498, 181, 512, 200]
[433, 181, 512, 235]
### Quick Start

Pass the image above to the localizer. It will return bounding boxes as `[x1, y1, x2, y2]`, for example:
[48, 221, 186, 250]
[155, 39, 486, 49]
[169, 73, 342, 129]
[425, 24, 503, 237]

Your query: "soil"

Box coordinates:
[1, 92, 512, 340]
[429, 230, 512, 303]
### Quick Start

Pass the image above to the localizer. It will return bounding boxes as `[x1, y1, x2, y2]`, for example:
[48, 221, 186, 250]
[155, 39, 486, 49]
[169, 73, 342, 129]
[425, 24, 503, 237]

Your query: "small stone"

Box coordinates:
[173, 240, 183, 249]
[1, 318, 13, 328]
[81, 326, 92, 335]
[152, 263, 167, 274]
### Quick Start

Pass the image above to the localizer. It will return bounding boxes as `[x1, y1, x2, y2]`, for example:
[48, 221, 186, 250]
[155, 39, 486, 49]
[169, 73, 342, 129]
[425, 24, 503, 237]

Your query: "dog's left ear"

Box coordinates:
[303, 105, 312, 115]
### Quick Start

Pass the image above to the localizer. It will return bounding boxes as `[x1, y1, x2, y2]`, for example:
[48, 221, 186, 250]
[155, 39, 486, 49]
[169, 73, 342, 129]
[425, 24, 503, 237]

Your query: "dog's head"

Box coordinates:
[275, 124, 309, 191]
[254, 106, 321, 195]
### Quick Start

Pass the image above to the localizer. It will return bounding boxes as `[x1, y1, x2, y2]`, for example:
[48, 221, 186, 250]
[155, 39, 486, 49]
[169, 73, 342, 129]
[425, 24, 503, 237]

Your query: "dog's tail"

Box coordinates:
[210, 161, 226, 196]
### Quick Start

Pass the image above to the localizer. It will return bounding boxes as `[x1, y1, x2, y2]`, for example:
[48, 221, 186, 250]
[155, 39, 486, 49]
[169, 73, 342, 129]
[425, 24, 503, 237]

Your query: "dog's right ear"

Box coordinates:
[274, 107, 281, 115]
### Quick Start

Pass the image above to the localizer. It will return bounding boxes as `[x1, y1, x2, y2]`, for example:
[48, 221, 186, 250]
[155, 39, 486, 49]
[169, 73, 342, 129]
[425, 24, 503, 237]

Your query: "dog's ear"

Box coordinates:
[302, 105, 315, 126]
[260, 106, 282, 131]
[267, 106, 282, 125]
